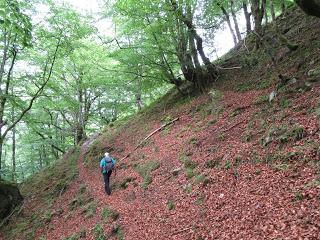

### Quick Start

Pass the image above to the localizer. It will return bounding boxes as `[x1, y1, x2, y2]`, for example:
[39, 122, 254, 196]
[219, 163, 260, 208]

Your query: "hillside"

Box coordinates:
[1, 7, 320, 240]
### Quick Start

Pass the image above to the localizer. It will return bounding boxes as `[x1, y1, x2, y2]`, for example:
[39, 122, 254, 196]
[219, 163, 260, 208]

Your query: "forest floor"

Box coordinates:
[1, 6, 320, 240]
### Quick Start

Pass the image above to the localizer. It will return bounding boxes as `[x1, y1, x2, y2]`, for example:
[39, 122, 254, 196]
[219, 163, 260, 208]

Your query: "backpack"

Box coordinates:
[103, 157, 114, 173]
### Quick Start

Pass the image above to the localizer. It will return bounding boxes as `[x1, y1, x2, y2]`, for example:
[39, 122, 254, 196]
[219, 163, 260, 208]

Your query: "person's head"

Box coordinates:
[104, 152, 109, 158]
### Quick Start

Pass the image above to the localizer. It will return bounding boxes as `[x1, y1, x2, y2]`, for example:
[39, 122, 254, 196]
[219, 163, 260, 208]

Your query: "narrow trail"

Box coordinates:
[75, 89, 320, 240]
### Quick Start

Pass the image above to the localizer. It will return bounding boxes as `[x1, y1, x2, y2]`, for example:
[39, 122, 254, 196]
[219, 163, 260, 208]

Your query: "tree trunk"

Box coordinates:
[243, 1, 252, 34]
[0, 137, 3, 179]
[281, 0, 286, 13]
[251, 0, 267, 48]
[219, 3, 238, 46]
[171, 0, 218, 89]
[230, 0, 242, 42]
[295, 0, 320, 18]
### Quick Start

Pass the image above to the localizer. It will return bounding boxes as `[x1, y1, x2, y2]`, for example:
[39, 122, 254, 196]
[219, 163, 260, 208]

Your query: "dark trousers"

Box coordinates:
[103, 170, 112, 195]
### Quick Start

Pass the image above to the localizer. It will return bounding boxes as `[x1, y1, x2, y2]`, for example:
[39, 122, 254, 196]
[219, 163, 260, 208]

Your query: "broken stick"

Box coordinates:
[120, 117, 179, 161]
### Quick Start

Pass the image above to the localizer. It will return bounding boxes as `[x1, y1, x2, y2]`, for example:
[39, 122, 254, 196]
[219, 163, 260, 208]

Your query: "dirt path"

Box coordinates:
[76, 89, 320, 240]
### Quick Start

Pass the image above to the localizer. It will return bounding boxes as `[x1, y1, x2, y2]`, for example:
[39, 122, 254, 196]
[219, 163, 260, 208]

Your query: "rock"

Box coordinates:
[263, 136, 273, 146]
[171, 167, 182, 176]
[288, 77, 297, 85]
[0, 181, 23, 220]
[307, 68, 320, 77]
[269, 91, 277, 103]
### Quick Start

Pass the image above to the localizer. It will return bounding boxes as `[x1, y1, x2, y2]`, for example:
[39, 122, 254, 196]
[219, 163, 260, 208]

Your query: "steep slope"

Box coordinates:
[1, 7, 320, 240]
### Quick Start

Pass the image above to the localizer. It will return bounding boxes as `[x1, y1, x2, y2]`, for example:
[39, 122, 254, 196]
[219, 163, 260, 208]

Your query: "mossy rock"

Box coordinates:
[0, 180, 23, 220]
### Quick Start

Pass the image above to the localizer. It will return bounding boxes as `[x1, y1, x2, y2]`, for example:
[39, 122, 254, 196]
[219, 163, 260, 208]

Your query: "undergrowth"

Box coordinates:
[2, 147, 81, 240]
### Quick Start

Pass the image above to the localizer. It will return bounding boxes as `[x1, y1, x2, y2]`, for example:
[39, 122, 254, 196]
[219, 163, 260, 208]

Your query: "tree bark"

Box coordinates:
[243, 1, 252, 34]
[171, 0, 218, 89]
[250, 0, 267, 48]
[281, 0, 286, 13]
[230, 0, 242, 42]
[11, 88, 16, 182]
[218, 3, 238, 46]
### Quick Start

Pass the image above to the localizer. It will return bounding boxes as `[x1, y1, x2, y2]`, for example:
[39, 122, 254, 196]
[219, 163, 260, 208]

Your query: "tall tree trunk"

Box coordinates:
[250, 0, 267, 48]
[171, 0, 218, 89]
[230, 0, 242, 42]
[243, 1, 252, 34]
[0, 31, 9, 85]
[218, 3, 238, 46]
[11, 88, 16, 182]
[0, 137, 3, 179]
[281, 0, 286, 13]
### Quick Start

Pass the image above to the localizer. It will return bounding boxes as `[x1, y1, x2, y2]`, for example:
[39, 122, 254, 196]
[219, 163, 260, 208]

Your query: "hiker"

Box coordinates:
[100, 152, 116, 195]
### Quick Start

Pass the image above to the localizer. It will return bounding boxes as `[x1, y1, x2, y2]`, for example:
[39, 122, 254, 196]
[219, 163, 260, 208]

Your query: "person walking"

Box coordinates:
[100, 152, 116, 195]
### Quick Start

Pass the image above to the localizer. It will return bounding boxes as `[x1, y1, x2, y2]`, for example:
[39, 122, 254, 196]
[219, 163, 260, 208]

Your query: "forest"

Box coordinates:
[0, 0, 320, 239]
[0, 0, 310, 182]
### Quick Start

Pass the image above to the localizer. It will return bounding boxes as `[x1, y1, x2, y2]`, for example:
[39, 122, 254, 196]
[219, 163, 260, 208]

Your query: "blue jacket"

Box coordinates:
[100, 157, 116, 174]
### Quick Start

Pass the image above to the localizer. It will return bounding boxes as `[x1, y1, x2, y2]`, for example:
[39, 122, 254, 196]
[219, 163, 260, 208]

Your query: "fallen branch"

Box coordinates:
[220, 119, 246, 133]
[120, 117, 179, 161]
[217, 66, 242, 70]
[172, 226, 194, 236]
[211, 119, 246, 135]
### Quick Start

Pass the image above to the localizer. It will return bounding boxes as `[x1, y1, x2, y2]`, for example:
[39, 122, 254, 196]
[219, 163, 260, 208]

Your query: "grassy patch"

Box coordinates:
[194, 174, 209, 186]
[254, 95, 269, 105]
[102, 206, 119, 222]
[93, 224, 105, 240]
[134, 160, 160, 189]
[82, 201, 97, 218]
[205, 159, 220, 168]
[293, 191, 304, 202]
[3, 147, 81, 240]
[111, 224, 125, 240]
[223, 160, 232, 170]
[279, 97, 292, 108]
[167, 199, 175, 210]
[180, 153, 198, 179]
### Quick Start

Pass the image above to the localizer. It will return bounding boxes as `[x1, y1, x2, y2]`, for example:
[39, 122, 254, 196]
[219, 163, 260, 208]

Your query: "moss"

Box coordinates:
[224, 160, 232, 170]
[167, 200, 175, 210]
[179, 154, 197, 169]
[185, 168, 196, 179]
[254, 95, 269, 105]
[134, 160, 160, 189]
[102, 207, 119, 221]
[82, 201, 97, 218]
[93, 224, 105, 240]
